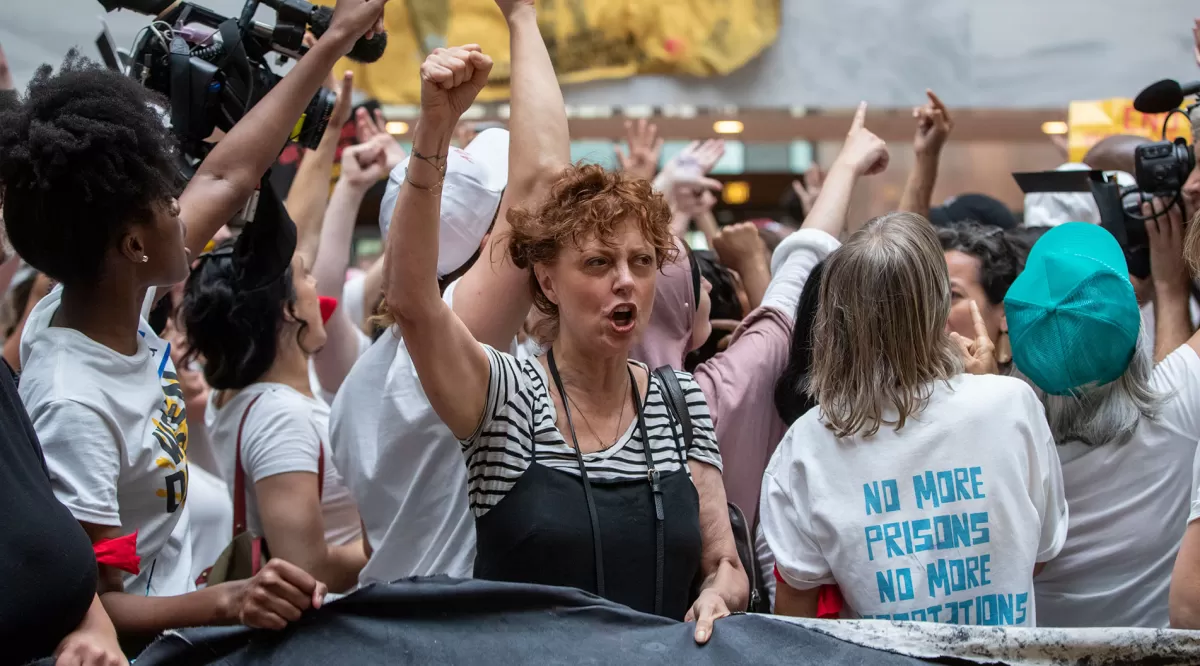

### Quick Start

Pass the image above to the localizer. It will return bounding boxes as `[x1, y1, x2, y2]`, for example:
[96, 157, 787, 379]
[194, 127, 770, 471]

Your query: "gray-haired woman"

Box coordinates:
[1002, 215, 1200, 630]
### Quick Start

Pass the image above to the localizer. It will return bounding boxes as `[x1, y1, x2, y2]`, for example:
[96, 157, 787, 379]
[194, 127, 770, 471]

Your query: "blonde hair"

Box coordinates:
[810, 212, 962, 437]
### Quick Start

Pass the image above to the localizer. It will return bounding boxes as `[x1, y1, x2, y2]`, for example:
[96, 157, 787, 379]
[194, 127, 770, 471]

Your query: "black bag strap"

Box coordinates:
[547, 348, 607, 599]
[653, 366, 692, 464]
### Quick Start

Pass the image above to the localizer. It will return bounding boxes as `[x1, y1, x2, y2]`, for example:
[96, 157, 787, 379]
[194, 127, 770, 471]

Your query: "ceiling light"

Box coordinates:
[713, 120, 744, 135]
[722, 181, 750, 205]
[385, 121, 410, 135]
[1041, 121, 1068, 135]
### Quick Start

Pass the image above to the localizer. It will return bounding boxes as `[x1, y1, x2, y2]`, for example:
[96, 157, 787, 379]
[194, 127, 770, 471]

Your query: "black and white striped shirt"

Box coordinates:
[462, 346, 723, 516]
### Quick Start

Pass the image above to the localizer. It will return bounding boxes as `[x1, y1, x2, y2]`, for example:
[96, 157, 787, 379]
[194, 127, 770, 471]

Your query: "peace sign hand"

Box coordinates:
[949, 300, 999, 375]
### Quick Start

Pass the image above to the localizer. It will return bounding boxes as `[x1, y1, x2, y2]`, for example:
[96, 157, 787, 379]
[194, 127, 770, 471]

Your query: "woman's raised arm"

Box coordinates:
[382, 46, 494, 439]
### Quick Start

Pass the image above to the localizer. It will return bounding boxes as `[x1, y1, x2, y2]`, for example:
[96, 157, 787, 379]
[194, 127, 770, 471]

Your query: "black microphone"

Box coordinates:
[1134, 79, 1200, 114]
[308, 5, 388, 63]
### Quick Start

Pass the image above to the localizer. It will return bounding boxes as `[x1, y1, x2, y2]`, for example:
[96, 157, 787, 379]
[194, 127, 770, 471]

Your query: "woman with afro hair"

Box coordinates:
[0, 0, 388, 655]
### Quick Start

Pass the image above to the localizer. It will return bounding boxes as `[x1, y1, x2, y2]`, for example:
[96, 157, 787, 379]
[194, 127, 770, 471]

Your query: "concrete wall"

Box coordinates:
[3, 0, 1196, 108]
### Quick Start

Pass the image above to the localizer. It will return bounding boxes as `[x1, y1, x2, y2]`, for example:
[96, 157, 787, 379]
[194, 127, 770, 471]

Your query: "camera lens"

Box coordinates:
[294, 87, 336, 150]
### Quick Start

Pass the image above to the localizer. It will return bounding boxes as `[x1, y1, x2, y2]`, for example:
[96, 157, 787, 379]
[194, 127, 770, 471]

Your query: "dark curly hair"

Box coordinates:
[0, 51, 180, 286]
[506, 164, 675, 342]
[178, 240, 308, 390]
[937, 222, 1030, 305]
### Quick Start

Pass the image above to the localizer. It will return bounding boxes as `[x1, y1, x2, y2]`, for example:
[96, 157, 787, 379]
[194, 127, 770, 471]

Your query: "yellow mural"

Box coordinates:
[314, 0, 781, 103]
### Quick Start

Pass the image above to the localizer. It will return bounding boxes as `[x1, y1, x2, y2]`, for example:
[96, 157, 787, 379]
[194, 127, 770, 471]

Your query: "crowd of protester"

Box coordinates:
[7, 0, 1200, 663]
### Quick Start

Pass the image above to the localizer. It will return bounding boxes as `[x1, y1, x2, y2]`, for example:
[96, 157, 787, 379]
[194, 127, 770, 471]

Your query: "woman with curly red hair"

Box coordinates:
[382, 45, 747, 642]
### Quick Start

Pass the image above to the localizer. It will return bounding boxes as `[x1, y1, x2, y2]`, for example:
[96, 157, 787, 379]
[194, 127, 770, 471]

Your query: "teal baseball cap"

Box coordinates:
[1004, 222, 1140, 396]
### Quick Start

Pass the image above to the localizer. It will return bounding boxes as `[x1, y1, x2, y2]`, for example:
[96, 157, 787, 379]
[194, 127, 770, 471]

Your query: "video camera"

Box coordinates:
[1014, 79, 1198, 279]
[99, 0, 386, 162]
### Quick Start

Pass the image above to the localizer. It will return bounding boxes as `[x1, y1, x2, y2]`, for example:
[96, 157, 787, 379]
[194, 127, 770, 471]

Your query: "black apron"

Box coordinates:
[473, 350, 702, 619]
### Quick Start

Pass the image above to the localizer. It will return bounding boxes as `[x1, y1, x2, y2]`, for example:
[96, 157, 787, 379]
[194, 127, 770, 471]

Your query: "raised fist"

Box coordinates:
[419, 45, 493, 129]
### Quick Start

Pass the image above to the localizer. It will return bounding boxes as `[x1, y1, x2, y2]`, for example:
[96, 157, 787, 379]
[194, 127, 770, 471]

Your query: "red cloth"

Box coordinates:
[774, 565, 843, 619]
[319, 296, 338, 324]
[93, 531, 140, 575]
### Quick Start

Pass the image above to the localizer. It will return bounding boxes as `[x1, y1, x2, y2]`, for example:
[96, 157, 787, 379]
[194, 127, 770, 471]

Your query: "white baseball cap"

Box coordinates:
[379, 128, 509, 277]
[1023, 162, 1136, 228]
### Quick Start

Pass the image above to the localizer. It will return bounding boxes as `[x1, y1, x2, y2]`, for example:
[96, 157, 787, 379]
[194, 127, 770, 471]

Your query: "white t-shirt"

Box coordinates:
[187, 465, 232, 585]
[330, 281, 477, 584]
[208, 383, 360, 546]
[761, 373, 1068, 627]
[18, 286, 195, 596]
[1036, 344, 1200, 628]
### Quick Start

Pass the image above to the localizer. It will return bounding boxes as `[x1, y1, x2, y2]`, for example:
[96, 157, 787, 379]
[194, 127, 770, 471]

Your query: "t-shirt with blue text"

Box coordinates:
[761, 373, 1067, 627]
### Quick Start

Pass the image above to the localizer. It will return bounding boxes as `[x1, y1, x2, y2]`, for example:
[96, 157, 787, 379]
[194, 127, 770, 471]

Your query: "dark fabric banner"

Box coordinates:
[106, 578, 929, 665]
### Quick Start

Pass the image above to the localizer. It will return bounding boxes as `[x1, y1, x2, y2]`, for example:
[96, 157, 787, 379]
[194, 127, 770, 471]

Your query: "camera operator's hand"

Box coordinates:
[834, 102, 889, 177]
[329, 0, 389, 48]
[912, 89, 953, 160]
[339, 137, 390, 190]
[1146, 197, 1191, 290]
[419, 45, 493, 130]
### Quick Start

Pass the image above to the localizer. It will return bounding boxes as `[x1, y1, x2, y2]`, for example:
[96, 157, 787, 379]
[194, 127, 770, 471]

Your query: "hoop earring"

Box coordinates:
[996, 331, 1013, 365]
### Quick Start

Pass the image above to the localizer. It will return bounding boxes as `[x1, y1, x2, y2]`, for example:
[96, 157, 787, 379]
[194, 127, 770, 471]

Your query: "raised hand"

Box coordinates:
[712, 222, 767, 273]
[419, 45, 494, 129]
[912, 89, 953, 158]
[494, 0, 535, 19]
[835, 102, 889, 177]
[791, 164, 824, 218]
[616, 119, 664, 182]
[329, 0, 389, 46]
[354, 107, 407, 169]
[950, 300, 999, 375]
[0, 42, 13, 92]
[679, 139, 726, 178]
[329, 70, 355, 134]
[1194, 18, 1200, 69]
[340, 137, 390, 188]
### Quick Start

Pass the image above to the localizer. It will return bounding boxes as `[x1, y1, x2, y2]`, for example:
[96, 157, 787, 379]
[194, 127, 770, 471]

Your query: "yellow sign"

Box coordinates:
[315, 0, 781, 104]
[1067, 98, 1191, 163]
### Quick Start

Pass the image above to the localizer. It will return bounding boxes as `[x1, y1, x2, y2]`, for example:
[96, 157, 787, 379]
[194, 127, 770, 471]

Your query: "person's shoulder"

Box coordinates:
[952, 372, 1038, 402]
[18, 337, 99, 407]
[245, 384, 320, 418]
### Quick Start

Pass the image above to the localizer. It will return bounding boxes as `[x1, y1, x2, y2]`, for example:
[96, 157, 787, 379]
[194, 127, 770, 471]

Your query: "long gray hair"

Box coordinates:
[1016, 329, 1166, 448]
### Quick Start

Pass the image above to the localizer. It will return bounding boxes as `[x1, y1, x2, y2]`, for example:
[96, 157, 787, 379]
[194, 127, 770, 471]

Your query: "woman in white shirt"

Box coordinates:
[0, 6, 388, 644]
[761, 211, 1068, 626]
[180, 233, 368, 593]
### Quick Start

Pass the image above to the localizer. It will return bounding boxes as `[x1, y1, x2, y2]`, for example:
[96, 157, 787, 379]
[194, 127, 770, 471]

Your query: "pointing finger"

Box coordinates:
[969, 300, 993, 351]
[926, 89, 948, 114]
[850, 101, 868, 133]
